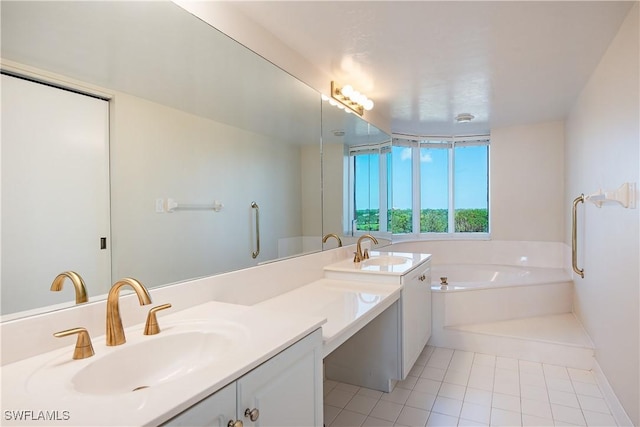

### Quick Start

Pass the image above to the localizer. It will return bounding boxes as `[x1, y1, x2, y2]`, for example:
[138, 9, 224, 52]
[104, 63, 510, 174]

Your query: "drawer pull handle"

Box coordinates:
[244, 408, 259, 422]
[228, 420, 243, 427]
[418, 274, 426, 281]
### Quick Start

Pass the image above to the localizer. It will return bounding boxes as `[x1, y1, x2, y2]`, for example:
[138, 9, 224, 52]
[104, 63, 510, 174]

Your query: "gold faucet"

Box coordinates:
[322, 233, 343, 247]
[106, 278, 152, 346]
[50, 271, 88, 304]
[354, 234, 379, 262]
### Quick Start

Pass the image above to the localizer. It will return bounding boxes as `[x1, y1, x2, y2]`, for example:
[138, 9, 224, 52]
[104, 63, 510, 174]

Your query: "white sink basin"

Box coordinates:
[71, 330, 236, 395]
[71, 331, 239, 394]
[362, 255, 410, 267]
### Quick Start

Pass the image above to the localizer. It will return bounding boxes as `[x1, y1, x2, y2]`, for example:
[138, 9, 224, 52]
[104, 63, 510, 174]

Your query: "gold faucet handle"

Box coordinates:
[53, 327, 95, 359]
[363, 248, 370, 259]
[144, 303, 172, 335]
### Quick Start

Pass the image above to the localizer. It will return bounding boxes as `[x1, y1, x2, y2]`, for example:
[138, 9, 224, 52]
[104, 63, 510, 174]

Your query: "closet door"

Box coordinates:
[1, 74, 111, 314]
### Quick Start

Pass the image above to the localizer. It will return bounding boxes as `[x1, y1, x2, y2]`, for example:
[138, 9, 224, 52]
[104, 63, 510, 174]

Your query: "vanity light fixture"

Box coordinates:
[455, 113, 475, 123]
[331, 81, 374, 116]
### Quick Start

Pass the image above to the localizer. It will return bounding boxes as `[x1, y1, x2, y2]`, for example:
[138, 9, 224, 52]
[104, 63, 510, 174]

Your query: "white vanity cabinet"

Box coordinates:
[162, 382, 236, 427]
[323, 253, 432, 391]
[400, 261, 432, 379]
[163, 329, 323, 427]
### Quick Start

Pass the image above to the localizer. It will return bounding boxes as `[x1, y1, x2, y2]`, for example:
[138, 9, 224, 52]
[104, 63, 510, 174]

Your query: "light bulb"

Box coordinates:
[341, 85, 354, 98]
[351, 90, 361, 102]
[363, 99, 374, 111]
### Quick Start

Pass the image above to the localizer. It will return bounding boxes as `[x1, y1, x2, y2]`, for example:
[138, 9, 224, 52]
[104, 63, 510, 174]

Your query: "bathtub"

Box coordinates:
[378, 240, 574, 326]
[430, 264, 570, 291]
[378, 240, 590, 369]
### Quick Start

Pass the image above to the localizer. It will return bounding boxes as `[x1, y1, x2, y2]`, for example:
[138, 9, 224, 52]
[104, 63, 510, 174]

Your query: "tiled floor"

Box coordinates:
[323, 346, 617, 427]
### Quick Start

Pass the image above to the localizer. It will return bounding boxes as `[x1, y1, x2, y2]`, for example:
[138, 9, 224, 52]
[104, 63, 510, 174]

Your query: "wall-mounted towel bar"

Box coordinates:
[571, 182, 637, 279]
[164, 198, 224, 213]
[585, 182, 637, 209]
[251, 201, 260, 259]
[572, 194, 585, 279]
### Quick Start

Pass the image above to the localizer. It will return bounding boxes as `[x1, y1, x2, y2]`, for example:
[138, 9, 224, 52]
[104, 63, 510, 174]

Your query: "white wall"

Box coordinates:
[110, 93, 305, 288]
[490, 120, 565, 242]
[565, 4, 639, 424]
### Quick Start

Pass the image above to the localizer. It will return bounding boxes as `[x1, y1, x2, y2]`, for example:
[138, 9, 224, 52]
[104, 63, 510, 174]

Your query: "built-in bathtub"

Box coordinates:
[430, 263, 570, 291]
[378, 240, 574, 335]
[378, 240, 594, 370]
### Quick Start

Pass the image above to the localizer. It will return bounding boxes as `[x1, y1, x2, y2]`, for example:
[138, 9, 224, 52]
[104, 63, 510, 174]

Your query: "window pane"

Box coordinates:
[390, 146, 412, 234]
[354, 154, 379, 231]
[420, 147, 449, 232]
[454, 145, 489, 232]
[386, 151, 393, 232]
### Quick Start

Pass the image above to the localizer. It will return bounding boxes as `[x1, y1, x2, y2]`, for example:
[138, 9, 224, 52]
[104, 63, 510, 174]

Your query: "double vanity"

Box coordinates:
[1, 243, 431, 426]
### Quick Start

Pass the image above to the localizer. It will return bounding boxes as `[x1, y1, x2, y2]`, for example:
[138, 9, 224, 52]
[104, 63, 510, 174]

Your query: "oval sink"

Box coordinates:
[71, 330, 236, 395]
[362, 255, 410, 267]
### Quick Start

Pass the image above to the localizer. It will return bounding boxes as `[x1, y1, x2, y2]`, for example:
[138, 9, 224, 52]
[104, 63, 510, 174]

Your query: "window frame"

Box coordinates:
[391, 135, 491, 241]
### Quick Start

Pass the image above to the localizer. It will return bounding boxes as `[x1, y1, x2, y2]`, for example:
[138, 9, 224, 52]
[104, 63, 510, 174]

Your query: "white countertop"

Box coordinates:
[1, 301, 324, 426]
[323, 251, 431, 283]
[255, 278, 402, 357]
[1, 251, 430, 426]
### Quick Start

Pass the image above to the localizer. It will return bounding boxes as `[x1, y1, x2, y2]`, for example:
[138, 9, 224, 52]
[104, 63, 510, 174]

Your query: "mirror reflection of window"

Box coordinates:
[349, 143, 391, 234]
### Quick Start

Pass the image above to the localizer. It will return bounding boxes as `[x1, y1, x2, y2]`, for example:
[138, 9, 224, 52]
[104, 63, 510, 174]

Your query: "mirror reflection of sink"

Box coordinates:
[71, 330, 239, 395]
[362, 256, 410, 267]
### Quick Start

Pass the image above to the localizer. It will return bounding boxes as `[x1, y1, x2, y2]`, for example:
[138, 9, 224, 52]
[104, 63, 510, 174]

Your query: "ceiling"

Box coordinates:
[229, 1, 634, 136]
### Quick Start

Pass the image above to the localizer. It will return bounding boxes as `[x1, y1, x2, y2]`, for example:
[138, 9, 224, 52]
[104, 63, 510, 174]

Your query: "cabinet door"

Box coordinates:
[162, 382, 237, 427]
[237, 329, 322, 427]
[401, 262, 432, 378]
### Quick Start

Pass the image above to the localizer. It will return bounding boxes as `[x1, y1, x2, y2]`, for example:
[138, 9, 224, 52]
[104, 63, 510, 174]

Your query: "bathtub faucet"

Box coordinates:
[354, 234, 379, 262]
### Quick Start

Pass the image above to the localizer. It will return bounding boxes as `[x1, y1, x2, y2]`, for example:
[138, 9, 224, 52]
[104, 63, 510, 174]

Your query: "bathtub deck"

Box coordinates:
[448, 313, 593, 348]
[431, 313, 595, 369]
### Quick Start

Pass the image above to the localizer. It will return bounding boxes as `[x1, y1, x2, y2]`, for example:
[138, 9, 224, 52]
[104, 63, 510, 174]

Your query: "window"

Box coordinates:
[389, 136, 490, 237]
[390, 145, 412, 233]
[350, 143, 390, 233]
[354, 152, 380, 231]
[349, 136, 488, 238]
[420, 142, 450, 233]
[454, 143, 489, 232]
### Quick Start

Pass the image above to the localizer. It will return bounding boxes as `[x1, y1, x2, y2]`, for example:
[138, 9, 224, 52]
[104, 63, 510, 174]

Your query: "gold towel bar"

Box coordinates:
[572, 194, 585, 279]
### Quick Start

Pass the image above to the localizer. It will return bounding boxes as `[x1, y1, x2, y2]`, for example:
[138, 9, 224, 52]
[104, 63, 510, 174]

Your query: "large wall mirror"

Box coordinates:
[1, 1, 323, 318]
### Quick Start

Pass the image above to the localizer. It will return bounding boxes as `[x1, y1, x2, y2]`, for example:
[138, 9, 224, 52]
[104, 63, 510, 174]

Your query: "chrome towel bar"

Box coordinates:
[251, 201, 260, 259]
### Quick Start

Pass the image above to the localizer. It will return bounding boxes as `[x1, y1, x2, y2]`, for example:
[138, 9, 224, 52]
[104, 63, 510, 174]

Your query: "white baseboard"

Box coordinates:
[592, 359, 634, 426]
